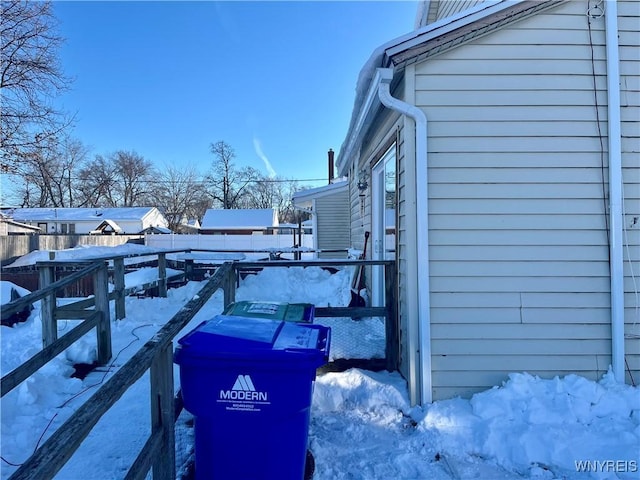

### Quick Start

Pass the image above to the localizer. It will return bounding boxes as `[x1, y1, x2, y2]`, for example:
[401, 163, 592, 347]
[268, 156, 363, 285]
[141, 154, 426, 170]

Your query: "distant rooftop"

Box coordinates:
[4, 207, 156, 222]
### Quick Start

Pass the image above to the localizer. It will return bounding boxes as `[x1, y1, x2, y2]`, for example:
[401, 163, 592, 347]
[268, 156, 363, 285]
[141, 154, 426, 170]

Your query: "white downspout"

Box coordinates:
[377, 67, 433, 404]
[605, 0, 625, 383]
[311, 199, 319, 257]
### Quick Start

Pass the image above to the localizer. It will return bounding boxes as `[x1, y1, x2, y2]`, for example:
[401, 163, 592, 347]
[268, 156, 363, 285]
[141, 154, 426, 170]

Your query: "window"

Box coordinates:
[60, 223, 76, 234]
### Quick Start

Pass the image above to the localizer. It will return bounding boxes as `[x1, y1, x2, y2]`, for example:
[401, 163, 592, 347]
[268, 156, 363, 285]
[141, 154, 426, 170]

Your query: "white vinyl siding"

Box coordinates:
[315, 189, 351, 259]
[394, 126, 409, 384]
[429, 0, 487, 24]
[412, 0, 639, 399]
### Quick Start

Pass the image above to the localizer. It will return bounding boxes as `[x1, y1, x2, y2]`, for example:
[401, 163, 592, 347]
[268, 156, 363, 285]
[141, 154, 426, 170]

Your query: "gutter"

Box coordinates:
[377, 67, 433, 405]
[605, 0, 625, 383]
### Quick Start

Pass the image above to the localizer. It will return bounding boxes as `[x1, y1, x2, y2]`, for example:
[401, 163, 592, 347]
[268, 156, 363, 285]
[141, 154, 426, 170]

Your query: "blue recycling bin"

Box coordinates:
[174, 314, 330, 480]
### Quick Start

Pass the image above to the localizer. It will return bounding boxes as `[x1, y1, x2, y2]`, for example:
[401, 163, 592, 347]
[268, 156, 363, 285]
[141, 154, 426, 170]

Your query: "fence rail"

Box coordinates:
[2, 254, 398, 479]
[1, 262, 102, 321]
[6, 262, 234, 480]
[1, 261, 112, 398]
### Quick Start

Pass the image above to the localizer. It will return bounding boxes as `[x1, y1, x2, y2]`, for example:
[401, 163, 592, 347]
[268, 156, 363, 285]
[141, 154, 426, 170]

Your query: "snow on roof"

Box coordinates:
[4, 207, 156, 222]
[0, 213, 41, 231]
[292, 180, 348, 205]
[91, 219, 124, 234]
[201, 209, 278, 229]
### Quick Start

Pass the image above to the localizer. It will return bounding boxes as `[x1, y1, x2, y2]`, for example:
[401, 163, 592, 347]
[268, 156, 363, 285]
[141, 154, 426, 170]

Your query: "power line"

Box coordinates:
[1, 173, 330, 185]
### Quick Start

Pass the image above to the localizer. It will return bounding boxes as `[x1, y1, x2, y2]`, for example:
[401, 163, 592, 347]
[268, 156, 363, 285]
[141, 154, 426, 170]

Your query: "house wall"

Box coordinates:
[101, 220, 143, 234]
[409, 0, 639, 399]
[17, 219, 147, 234]
[315, 189, 351, 259]
[142, 208, 169, 230]
[429, 0, 487, 24]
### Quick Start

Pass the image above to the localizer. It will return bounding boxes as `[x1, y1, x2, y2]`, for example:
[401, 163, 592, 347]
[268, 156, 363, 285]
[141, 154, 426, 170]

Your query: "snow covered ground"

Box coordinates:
[1, 251, 639, 480]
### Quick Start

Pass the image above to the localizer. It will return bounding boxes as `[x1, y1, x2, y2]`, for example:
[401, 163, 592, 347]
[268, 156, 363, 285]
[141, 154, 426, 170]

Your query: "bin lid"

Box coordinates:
[174, 315, 330, 365]
[223, 301, 314, 322]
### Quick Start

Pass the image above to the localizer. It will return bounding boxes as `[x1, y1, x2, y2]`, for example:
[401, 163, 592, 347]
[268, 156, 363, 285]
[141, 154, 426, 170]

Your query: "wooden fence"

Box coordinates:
[1, 261, 112, 396]
[1, 255, 397, 479]
[0, 234, 144, 267]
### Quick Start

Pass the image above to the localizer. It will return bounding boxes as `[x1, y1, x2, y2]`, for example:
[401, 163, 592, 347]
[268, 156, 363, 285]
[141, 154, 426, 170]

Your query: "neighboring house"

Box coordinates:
[4, 207, 169, 235]
[0, 213, 41, 235]
[176, 218, 201, 234]
[293, 180, 351, 258]
[200, 208, 279, 235]
[336, 0, 639, 405]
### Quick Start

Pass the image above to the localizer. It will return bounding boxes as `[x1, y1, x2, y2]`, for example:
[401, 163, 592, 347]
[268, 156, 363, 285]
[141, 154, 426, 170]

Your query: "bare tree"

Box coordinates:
[241, 177, 279, 210]
[76, 154, 118, 207]
[75, 150, 154, 207]
[241, 176, 300, 222]
[205, 140, 260, 209]
[16, 134, 88, 207]
[112, 150, 155, 206]
[1, 0, 72, 173]
[275, 179, 301, 223]
[151, 164, 208, 231]
[57, 136, 88, 206]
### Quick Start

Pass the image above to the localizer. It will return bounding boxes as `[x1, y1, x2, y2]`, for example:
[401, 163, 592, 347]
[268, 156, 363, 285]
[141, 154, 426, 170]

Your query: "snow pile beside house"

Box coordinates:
[311, 368, 640, 479]
[237, 266, 386, 360]
[236, 265, 352, 307]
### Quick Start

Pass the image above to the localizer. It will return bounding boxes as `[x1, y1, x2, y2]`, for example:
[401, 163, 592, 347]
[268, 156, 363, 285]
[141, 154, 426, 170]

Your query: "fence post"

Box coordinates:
[93, 262, 112, 365]
[158, 253, 167, 297]
[150, 342, 176, 480]
[223, 263, 236, 308]
[184, 258, 194, 281]
[384, 261, 398, 371]
[38, 264, 57, 347]
[114, 258, 126, 320]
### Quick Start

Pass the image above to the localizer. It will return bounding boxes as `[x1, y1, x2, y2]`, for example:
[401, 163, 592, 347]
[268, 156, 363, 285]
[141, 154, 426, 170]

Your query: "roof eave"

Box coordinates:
[336, 0, 562, 176]
[336, 69, 389, 177]
[386, 0, 563, 69]
[292, 180, 349, 203]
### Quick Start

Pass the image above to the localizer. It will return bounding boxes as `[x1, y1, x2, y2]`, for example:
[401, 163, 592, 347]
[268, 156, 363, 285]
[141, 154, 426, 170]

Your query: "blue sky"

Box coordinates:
[52, 1, 419, 187]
